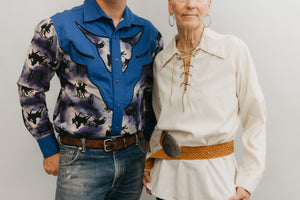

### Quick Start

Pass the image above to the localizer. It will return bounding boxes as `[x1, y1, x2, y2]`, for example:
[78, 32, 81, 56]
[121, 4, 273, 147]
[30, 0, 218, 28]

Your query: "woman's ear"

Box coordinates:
[207, 0, 212, 15]
[168, 0, 174, 15]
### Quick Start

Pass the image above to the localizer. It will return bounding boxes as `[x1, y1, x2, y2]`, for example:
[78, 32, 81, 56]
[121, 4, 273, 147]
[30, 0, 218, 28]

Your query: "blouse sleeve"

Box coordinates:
[152, 54, 162, 122]
[235, 40, 267, 194]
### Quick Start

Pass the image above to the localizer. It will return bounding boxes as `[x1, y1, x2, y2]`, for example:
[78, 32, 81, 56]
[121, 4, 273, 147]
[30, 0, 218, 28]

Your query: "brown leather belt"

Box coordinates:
[60, 131, 143, 152]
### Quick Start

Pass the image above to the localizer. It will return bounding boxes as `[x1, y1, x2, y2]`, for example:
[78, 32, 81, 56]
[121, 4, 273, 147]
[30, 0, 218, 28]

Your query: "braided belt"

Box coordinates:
[145, 132, 234, 170]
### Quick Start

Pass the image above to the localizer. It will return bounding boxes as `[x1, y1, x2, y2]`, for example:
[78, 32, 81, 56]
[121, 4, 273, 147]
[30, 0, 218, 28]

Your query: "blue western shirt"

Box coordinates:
[17, 0, 163, 158]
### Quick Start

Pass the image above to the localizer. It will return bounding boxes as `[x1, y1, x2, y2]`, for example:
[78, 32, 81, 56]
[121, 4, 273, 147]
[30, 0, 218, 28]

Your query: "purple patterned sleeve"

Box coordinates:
[143, 32, 164, 141]
[153, 32, 164, 60]
[17, 18, 62, 157]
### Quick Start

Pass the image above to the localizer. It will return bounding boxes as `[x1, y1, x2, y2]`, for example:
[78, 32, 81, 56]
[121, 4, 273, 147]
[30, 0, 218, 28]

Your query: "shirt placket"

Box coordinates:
[110, 31, 123, 136]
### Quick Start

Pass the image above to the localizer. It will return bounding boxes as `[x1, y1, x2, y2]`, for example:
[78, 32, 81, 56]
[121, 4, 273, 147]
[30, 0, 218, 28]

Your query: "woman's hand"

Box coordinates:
[228, 187, 250, 200]
[142, 170, 152, 195]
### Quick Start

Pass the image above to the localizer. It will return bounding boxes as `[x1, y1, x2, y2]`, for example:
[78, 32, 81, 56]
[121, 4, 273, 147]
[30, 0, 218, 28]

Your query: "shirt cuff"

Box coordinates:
[37, 134, 60, 158]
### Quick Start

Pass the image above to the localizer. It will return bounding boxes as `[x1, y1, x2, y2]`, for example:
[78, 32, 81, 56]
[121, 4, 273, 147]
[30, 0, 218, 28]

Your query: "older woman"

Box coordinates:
[143, 0, 266, 200]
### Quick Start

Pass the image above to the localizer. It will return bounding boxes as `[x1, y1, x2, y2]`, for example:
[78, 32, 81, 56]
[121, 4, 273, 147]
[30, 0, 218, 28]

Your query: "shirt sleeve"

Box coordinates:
[235, 40, 267, 194]
[143, 31, 164, 141]
[17, 18, 62, 158]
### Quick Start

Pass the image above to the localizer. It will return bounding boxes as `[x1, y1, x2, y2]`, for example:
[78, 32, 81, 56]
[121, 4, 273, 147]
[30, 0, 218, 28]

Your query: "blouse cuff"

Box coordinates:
[236, 170, 263, 194]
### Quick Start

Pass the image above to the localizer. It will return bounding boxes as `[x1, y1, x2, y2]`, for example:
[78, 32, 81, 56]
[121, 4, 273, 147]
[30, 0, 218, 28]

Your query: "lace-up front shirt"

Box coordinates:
[147, 28, 266, 199]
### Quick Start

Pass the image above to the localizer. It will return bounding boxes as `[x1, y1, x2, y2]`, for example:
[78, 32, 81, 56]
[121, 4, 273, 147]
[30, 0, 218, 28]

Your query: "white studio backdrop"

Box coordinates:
[0, 0, 299, 199]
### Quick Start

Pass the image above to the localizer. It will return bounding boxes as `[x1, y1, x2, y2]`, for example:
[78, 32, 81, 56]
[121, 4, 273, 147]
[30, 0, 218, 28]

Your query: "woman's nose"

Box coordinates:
[185, 0, 197, 8]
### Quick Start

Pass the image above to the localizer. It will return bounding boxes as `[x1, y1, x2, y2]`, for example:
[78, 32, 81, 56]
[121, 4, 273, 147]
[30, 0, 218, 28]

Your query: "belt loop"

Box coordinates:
[80, 138, 86, 152]
[135, 133, 139, 145]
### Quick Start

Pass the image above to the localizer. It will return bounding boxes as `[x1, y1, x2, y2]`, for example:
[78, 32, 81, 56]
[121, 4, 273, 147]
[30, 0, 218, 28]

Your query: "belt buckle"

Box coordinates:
[103, 138, 113, 152]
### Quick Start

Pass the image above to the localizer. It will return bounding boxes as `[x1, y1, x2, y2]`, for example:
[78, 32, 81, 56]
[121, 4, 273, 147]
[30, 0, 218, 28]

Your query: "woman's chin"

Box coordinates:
[179, 22, 201, 30]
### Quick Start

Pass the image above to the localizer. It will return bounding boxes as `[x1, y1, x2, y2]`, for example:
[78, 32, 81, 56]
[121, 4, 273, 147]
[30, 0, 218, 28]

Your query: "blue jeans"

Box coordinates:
[55, 137, 146, 200]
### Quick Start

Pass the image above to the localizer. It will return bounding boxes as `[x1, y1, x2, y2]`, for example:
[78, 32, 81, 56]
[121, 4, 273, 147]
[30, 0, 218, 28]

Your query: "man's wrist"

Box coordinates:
[37, 134, 60, 158]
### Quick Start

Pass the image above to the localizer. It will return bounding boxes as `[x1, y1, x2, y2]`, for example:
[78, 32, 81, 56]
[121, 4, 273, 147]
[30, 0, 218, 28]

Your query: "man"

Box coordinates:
[17, 0, 163, 199]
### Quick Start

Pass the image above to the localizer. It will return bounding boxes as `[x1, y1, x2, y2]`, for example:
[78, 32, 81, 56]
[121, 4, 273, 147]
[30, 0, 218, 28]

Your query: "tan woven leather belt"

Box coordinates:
[145, 133, 234, 170]
[60, 131, 143, 152]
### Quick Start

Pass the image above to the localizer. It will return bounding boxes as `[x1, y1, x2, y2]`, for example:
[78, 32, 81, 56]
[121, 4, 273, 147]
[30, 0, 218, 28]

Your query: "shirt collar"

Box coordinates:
[83, 0, 141, 26]
[84, 0, 106, 22]
[198, 28, 226, 59]
[160, 28, 226, 69]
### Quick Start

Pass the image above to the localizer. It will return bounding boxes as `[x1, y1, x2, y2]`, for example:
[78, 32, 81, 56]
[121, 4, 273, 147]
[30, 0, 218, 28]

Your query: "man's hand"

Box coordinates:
[142, 170, 152, 195]
[228, 187, 251, 200]
[43, 153, 60, 176]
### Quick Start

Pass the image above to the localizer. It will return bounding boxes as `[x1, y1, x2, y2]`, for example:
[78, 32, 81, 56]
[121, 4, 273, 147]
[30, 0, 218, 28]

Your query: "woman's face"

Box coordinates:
[169, 0, 211, 30]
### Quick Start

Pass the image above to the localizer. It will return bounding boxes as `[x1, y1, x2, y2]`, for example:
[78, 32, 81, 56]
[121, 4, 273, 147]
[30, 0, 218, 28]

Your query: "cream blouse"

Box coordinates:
[148, 28, 266, 197]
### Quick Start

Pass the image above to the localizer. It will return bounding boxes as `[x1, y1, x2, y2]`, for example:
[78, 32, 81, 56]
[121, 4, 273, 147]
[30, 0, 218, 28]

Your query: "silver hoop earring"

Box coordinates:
[203, 15, 211, 28]
[169, 14, 175, 27]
